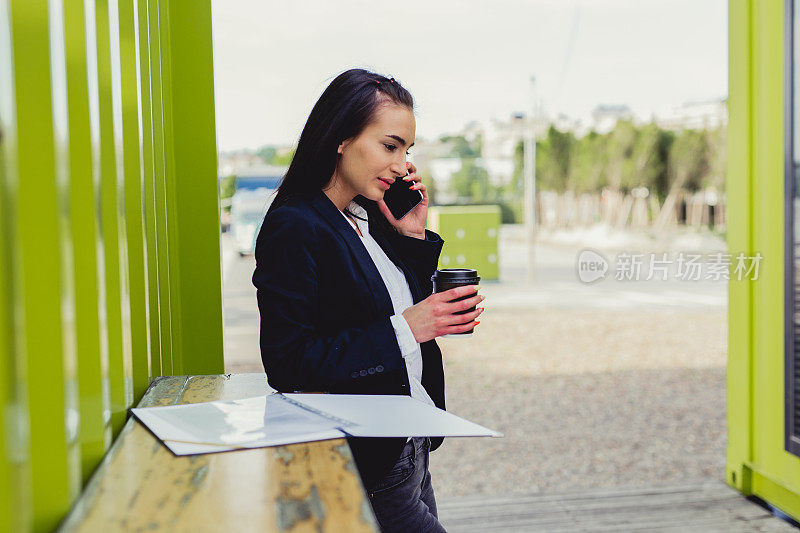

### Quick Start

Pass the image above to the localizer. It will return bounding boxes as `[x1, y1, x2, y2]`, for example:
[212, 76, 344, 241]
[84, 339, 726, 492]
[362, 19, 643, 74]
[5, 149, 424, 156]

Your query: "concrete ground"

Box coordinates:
[221, 225, 729, 498]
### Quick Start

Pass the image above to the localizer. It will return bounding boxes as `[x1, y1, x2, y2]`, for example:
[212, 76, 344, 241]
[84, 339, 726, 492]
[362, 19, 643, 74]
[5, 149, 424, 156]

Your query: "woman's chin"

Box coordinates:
[363, 189, 386, 202]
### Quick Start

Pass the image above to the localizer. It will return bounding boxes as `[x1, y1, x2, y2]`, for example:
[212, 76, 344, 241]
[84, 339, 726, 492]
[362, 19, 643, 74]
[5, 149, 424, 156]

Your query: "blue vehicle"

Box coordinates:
[230, 167, 286, 256]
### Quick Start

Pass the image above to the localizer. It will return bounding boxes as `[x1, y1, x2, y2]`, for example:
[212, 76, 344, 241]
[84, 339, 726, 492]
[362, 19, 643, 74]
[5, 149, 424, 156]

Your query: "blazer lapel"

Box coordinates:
[310, 192, 394, 316]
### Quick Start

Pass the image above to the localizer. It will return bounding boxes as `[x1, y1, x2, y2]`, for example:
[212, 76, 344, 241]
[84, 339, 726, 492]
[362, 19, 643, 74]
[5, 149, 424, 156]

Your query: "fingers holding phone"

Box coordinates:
[402, 165, 427, 201]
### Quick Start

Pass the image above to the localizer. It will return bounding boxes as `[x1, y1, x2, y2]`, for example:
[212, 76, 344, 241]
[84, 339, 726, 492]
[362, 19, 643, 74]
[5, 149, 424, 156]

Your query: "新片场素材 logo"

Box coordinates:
[577, 249, 609, 284]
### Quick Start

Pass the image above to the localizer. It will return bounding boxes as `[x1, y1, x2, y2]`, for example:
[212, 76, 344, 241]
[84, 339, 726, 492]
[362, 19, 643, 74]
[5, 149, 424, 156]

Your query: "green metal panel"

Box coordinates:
[728, 0, 800, 521]
[430, 206, 500, 246]
[429, 205, 501, 281]
[438, 246, 499, 281]
[749, 0, 800, 502]
[8, 0, 76, 529]
[118, 0, 151, 400]
[63, 0, 112, 484]
[162, 0, 223, 375]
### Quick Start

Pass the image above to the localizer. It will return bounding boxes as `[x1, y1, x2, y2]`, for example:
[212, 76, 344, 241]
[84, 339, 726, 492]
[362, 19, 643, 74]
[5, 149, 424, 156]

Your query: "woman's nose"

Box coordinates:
[390, 157, 406, 176]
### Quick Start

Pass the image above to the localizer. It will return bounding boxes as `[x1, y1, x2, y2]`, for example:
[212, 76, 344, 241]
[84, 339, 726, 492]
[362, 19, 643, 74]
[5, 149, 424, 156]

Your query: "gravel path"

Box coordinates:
[429, 309, 727, 498]
[220, 233, 730, 500]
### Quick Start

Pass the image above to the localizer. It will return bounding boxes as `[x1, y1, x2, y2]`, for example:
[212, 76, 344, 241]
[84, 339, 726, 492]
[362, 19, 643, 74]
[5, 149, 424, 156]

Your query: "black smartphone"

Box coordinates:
[384, 175, 423, 220]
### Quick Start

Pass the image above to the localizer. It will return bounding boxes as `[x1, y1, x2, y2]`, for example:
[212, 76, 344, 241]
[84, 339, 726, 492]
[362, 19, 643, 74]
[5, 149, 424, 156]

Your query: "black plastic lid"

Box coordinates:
[431, 268, 480, 282]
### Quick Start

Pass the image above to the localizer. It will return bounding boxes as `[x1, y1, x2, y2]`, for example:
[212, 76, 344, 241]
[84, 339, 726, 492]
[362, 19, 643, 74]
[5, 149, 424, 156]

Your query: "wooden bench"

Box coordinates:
[58, 374, 379, 532]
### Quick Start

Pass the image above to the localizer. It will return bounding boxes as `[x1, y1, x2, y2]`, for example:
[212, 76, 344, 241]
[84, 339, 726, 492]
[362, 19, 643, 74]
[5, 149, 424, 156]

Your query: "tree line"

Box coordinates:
[523, 120, 725, 198]
[233, 120, 726, 225]
[442, 121, 725, 222]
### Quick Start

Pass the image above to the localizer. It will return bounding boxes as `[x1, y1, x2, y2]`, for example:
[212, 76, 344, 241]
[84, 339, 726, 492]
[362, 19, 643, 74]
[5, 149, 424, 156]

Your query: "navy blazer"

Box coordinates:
[252, 191, 446, 490]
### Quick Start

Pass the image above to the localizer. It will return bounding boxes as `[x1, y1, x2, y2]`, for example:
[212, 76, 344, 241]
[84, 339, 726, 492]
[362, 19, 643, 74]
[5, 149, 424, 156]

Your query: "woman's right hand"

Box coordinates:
[402, 285, 484, 343]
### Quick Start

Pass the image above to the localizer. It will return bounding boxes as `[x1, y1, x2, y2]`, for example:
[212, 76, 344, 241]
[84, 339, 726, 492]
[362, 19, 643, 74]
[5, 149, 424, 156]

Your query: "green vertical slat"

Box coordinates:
[148, 0, 173, 375]
[8, 0, 73, 529]
[116, 0, 150, 399]
[0, 134, 19, 533]
[0, 1, 30, 529]
[85, 0, 114, 466]
[750, 0, 780, 473]
[107, 0, 134, 413]
[48, 0, 82, 497]
[63, 0, 111, 483]
[163, 0, 223, 374]
[727, 0, 755, 492]
[0, 83, 15, 533]
[157, 0, 183, 374]
[95, 0, 129, 435]
[136, 0, 162, 378]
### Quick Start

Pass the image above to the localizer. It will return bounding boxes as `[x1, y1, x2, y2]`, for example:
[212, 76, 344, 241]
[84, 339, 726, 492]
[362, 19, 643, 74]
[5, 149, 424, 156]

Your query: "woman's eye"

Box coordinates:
[384, 144, 410, 156]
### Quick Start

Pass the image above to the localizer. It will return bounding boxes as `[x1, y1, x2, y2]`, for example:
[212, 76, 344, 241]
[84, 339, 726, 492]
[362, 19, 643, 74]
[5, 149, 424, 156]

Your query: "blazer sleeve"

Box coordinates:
[253, 209, 406, 392]
[388, 229, 444, 297]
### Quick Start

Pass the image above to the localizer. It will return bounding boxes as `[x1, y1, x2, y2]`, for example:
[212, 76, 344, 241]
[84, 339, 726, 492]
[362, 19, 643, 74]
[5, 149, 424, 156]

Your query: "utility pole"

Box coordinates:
[523, 76, 537, 284]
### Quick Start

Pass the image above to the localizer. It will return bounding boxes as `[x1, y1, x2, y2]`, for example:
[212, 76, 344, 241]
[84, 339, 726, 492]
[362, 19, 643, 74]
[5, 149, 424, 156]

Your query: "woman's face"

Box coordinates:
[332, 102, 416, 204]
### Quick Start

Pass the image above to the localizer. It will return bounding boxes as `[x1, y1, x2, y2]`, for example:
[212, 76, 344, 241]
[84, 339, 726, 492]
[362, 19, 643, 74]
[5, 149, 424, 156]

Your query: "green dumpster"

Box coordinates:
[428, 205, 500, 280]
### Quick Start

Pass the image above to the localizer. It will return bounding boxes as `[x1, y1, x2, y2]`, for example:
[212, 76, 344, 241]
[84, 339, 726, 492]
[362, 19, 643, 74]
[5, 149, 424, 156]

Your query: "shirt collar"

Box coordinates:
[340, 200, 369, 235]
[347, 201, 368, 219]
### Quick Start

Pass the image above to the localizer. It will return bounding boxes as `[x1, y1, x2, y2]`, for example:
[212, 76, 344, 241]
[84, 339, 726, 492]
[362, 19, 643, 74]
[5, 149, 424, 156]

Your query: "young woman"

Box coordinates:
[253, 68, 484, 532]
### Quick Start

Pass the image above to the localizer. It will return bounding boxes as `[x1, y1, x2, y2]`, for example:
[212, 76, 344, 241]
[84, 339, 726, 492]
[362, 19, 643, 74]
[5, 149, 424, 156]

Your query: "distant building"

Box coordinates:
[427, 156, 515, 203]
[218, 150, 263, 176]
[218, 146, 294, 177]
[590, 104, 634, 134]
[652, 99, 727, 131]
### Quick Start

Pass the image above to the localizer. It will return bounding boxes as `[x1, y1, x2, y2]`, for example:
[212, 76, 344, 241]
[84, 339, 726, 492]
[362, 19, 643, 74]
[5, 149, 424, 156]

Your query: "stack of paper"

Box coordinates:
[131, 393, 501, 456]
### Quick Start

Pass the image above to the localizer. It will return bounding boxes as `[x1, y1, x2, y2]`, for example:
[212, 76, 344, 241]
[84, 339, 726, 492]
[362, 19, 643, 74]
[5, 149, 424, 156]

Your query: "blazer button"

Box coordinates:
[359, 369, 368, 377]
[368, 368, 375, 375]
[376, 365, 384, 373]
[350, 372, 359, 379]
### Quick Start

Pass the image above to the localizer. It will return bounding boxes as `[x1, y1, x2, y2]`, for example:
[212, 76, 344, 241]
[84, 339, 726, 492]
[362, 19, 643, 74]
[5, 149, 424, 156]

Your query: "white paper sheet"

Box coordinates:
[131, 395, 347, 455]
[131, 392, 501, 456]
[285, 394, 502, 438]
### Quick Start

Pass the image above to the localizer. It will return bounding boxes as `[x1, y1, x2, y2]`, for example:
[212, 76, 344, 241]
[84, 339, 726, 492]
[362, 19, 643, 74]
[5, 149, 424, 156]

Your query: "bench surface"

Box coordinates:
[58, 373, 379, 532]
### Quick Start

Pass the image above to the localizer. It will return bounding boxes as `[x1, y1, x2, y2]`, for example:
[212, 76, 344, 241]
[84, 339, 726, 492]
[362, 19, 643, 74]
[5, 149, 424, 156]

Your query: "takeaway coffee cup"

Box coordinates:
[431, 268, 481, 335]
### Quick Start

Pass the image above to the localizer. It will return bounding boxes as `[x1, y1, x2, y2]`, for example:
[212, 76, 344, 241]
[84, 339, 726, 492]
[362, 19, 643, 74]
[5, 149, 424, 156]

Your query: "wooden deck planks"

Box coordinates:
[438, 481, 798, 532]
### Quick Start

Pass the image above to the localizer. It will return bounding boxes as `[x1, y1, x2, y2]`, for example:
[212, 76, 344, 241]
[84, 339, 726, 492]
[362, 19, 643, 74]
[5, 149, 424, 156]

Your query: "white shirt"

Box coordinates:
[339, 202, 435, 412]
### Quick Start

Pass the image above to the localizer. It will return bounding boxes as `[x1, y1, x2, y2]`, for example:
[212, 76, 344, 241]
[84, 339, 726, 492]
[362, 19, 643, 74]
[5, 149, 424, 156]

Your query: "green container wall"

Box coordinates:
[727, 0, 800, 520]
[429, 205, 501, 280]
[0, 0, 224, 531]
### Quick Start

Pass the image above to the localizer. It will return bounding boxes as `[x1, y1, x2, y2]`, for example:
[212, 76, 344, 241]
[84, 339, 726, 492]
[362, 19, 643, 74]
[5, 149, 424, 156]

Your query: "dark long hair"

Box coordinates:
[267, 68, 414, 234]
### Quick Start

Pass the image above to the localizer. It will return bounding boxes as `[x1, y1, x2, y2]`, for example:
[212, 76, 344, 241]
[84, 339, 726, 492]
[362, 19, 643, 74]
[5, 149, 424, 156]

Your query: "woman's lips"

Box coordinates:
[377, 177, 392, 190]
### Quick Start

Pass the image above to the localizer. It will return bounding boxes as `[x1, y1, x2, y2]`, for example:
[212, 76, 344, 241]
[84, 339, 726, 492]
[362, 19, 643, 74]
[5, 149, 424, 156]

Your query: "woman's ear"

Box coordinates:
[337, 138, 352, 155]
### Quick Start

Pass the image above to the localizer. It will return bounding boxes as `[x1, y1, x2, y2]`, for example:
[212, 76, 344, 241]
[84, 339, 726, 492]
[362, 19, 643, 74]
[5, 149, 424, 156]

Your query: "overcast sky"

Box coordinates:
[211, 0, 727, 151]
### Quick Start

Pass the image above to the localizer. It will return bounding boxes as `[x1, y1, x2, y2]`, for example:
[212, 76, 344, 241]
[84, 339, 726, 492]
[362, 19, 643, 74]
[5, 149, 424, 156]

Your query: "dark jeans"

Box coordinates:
[366, 437, 446, 532]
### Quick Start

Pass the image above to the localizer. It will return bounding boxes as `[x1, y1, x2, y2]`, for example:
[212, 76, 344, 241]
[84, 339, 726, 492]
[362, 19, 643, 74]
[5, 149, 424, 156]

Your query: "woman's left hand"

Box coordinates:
[377, 161, 428, 239]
